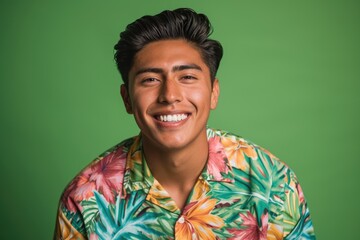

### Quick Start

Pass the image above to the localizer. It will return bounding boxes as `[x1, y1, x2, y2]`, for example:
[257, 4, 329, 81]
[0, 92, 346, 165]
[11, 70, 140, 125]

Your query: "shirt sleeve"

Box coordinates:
[282, 168, 316, 240]
[54, 204, 87, 240]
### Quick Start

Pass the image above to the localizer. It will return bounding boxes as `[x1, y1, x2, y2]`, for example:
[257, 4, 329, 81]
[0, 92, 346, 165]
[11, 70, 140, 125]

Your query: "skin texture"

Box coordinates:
[121, 39, 219, 209]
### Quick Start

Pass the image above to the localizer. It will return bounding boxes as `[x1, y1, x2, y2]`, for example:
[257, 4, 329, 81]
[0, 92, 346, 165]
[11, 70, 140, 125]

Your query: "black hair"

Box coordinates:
[114, 8, 223, 87]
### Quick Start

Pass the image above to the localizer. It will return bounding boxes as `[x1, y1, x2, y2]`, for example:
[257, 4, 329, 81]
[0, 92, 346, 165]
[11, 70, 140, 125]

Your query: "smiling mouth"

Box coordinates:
[155, 114, 189, 122]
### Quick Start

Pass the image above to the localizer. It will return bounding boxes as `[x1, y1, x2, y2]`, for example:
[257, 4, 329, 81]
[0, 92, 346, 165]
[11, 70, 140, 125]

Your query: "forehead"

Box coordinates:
[130, 39, 208, 72]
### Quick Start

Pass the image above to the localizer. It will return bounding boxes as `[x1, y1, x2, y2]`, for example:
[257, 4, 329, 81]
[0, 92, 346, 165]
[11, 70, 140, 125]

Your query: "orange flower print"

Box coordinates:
[175, 197, 224, 240]
[221, 136, 257, 171]
[55, 210, 86, 240]
[267, 223, 283, 240]
[228, 211, 268, 240]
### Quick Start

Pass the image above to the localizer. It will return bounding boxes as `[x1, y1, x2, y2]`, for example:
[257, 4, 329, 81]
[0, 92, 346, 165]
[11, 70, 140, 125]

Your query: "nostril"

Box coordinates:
[158, 82, 183, 103]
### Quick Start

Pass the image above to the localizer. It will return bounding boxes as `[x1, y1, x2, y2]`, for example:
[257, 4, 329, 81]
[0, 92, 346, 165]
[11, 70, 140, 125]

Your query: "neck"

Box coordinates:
[141, 131, 209, 209]
[142, 132, 209, 184]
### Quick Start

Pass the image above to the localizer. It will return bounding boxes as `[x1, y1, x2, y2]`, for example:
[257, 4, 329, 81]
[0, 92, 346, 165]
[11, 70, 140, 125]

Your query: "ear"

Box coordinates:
[210, 78, 220, 110]
[120, 84, 133, 114]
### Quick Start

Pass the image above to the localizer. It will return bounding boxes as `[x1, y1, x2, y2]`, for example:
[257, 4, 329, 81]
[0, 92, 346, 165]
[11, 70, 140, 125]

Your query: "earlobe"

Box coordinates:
[120, 84, 133, 114]
[210, 79, 220, 110]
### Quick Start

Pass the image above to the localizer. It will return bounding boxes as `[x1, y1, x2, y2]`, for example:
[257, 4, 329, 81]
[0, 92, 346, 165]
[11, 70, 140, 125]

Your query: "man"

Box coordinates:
[54, 8, 315, 239]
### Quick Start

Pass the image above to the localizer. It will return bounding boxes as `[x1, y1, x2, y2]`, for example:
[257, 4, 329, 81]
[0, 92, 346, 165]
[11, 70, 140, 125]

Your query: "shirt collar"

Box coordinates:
[123, 129, 235, 195]
[202, 128, 234, 183]
[122, 135, 154, 195]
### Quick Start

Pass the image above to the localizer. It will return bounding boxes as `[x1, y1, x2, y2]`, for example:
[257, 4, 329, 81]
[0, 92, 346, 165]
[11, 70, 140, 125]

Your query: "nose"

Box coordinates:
[158, 78, 183, 104]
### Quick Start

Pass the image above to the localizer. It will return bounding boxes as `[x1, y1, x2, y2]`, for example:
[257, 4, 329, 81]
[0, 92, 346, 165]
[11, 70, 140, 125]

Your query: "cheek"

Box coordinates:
[186, 88, 212, 109]
[130, 98, 149, 130]
[131, 97, 147, 114]
[131, 90, 155, 118]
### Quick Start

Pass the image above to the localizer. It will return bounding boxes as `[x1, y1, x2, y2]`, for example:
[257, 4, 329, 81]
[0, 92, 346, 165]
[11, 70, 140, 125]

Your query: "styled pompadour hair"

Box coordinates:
[114, 8, 223, 87]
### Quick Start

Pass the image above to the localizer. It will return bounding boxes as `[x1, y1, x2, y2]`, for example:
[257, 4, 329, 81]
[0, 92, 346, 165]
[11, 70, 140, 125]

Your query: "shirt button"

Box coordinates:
[178, 216, 185, 224]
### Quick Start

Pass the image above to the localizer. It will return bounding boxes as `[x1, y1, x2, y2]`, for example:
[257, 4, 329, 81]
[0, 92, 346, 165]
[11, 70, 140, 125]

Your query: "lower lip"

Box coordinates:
[154, 115, 190, 128]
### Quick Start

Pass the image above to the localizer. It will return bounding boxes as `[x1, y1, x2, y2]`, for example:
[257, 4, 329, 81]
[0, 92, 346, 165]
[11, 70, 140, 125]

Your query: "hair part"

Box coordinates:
[114, 8, 223, 87]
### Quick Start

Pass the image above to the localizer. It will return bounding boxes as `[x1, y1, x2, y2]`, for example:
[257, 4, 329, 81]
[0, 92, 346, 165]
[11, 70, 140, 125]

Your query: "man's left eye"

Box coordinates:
[182, 75, 196, 80]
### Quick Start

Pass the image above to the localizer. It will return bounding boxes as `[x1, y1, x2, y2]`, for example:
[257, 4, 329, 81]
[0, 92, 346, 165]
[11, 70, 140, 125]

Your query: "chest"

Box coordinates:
[80, 184, 281, 240]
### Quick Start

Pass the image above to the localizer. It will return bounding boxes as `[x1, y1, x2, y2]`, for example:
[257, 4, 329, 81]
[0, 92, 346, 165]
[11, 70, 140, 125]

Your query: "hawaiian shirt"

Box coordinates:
[54, 128, 315, 239]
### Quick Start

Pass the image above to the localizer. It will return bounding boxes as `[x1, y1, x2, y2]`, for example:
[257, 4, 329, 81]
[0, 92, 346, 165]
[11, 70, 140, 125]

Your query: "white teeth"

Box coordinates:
[158, 114, 188, 122]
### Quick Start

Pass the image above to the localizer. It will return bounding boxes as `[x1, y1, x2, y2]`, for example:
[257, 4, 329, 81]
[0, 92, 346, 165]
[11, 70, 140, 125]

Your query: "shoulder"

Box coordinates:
[59, 136, 137, 213]
[208, 128, 289, 173]
[208, 128, 315, 237]
[208, 128, 301, 196]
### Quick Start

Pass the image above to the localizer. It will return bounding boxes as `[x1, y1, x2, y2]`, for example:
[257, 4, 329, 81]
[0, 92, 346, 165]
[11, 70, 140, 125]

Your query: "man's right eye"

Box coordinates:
[144, 78, 157, 82]
[140, 78, 160, 85]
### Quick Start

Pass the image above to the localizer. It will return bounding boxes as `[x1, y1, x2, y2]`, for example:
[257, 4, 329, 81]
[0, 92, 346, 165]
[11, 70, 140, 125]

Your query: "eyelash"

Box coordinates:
[142, 78, 158, 83]
[140, 75, 197, 84]
[181, 75, 197, 80]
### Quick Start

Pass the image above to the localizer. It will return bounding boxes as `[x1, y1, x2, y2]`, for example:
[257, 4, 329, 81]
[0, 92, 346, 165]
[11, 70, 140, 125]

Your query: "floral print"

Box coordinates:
[54, 128, 315, 239]
[175, 197, 224, 240]
[228, 211, 268, 240]
[220, 134, 257, 171]
[207, 136, 229, 181]
[61, 146, 127, 212]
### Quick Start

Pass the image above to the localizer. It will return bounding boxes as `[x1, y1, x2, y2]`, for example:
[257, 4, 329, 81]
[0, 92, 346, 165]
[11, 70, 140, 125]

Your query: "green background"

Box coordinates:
[1, 1, 359, 239]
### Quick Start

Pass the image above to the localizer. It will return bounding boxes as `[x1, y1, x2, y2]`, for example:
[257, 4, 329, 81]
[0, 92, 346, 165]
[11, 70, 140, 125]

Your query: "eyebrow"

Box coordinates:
[135, 64, 202, 76]
[172, 64, 202, 72]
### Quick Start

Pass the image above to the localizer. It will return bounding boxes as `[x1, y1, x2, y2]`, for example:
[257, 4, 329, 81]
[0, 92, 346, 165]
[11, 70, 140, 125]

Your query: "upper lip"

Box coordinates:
[151, 110, 191, 117]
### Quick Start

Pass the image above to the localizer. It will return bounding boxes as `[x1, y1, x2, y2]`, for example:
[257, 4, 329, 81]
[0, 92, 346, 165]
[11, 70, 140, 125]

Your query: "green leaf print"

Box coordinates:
[94, 191, 163, 240]
[61, 205, 87, 236]
[81, 197, 99, 233]
[285, 207, 313, 240]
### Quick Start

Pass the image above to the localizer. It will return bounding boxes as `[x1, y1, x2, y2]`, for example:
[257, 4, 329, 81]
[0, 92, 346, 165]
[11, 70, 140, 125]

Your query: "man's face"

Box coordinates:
[121, 39, 219, 151]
